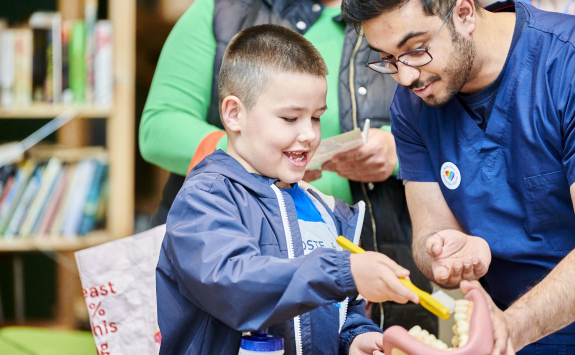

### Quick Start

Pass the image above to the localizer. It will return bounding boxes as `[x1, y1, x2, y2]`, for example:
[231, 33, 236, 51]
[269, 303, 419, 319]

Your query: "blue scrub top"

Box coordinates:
[391, 1, 575, 344]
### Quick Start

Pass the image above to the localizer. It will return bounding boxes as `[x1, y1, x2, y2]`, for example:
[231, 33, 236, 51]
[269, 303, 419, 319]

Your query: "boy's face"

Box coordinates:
[227, 71, 327, 188]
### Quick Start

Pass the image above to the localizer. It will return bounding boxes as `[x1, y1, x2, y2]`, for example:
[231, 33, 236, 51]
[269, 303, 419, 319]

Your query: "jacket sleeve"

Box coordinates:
[339, 297, 383, 355]
[165, 175, 358, 332]
[139, 0, 222, 175]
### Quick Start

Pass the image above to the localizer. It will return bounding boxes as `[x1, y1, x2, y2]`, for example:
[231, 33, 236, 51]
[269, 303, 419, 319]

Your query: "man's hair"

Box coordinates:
[342, 0, 481, 33]
[218, 24, 328, 113]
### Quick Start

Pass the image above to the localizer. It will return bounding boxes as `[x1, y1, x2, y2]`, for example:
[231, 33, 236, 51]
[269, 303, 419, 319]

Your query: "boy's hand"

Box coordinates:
[349, 332, 385, 355]
[350, 252, 419, 303]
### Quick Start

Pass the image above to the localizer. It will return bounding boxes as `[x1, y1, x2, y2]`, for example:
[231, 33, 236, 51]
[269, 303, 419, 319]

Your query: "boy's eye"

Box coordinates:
[312, 117, 321, 122]
[282, 117, 297, 122]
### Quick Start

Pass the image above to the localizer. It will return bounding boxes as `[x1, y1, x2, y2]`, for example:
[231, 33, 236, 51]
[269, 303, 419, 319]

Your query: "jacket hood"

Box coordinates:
[187, 150, 279, 199]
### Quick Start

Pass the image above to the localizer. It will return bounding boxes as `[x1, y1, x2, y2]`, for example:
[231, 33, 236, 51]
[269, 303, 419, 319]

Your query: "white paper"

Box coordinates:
[75, 224, 166, 355]
[307, 128, 363, 169]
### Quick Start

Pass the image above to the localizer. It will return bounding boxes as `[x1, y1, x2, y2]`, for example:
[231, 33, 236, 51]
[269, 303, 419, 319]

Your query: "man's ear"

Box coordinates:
[221, 96, 244, 133]
[455, 0, 477, 35]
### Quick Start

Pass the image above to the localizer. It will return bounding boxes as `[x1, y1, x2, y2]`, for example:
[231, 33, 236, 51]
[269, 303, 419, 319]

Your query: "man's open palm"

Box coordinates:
[426, 229, 491, 288]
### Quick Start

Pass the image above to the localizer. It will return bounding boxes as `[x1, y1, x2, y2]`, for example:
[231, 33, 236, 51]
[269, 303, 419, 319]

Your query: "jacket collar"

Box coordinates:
[189, 150, 280, 199]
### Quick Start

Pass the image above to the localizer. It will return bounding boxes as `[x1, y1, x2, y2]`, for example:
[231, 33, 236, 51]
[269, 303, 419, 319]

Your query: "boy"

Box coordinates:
[156, 24, 419, 355]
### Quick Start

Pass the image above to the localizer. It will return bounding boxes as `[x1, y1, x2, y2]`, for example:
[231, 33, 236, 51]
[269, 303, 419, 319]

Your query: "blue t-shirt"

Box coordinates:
[391, 1, 575, 344]
[456, 4, 528, 131]
[284, 183, 340, 254]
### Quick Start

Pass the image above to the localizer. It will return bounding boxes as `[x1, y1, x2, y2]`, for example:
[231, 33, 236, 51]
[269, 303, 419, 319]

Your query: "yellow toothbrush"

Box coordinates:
[336, 236, 452, 320]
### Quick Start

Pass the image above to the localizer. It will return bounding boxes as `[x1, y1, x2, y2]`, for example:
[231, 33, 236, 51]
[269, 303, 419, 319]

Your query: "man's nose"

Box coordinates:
[393, 63, 421, 87]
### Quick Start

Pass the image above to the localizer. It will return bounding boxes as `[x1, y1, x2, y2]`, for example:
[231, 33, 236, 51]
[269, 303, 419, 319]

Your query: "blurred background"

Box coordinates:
[0, 0, 191, 352]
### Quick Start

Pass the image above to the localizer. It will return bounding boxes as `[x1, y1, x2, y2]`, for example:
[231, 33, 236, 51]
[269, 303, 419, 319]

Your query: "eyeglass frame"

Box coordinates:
[365, 1, 457, 74]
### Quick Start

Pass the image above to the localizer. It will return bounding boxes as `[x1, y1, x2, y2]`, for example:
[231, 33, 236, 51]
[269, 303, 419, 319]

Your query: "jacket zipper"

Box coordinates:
[271, 184, 303, 355]
[348, 29, 384, 329]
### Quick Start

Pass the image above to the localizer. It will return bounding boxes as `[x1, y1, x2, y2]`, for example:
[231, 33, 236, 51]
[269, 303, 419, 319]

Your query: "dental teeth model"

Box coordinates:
[407, 299, 474, 350]
[380, 289, 493, 355]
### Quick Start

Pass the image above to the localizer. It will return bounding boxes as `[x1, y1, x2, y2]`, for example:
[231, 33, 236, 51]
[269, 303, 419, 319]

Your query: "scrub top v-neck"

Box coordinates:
[391, 1, 575, 345]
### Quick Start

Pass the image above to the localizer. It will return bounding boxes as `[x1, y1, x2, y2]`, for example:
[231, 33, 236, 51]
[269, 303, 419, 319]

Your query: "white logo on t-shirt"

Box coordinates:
[440, 162, 461, 190]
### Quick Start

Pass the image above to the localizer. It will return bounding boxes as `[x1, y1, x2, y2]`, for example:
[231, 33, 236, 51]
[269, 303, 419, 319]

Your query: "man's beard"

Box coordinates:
[405, 27, 476, 107]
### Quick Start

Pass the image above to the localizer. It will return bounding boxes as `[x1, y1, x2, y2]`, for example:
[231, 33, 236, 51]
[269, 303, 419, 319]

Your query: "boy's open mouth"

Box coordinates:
[284, 151, 308, 166]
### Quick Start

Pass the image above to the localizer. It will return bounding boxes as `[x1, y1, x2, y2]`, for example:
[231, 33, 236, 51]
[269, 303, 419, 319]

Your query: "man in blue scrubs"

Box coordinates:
[342, 0, 575, 354]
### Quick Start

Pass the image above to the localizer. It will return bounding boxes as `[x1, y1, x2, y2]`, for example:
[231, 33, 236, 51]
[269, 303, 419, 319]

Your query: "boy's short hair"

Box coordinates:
[218, 24, 328, 115]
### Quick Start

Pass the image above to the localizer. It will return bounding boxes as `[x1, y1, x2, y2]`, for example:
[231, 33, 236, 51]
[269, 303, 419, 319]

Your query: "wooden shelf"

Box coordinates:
[0, 230, 115, 251]
[0, 104, 112, 119]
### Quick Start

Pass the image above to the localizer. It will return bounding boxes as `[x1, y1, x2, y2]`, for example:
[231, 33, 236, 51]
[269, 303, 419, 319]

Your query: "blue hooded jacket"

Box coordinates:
[156, 150, 381, 355]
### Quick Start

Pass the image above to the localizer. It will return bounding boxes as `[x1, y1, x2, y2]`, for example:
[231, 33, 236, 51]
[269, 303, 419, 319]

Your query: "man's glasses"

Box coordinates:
[365, 1, 457, 74]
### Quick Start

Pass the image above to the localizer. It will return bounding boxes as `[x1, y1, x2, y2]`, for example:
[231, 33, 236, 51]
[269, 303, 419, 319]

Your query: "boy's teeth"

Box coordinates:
[286, 152, 305, 162]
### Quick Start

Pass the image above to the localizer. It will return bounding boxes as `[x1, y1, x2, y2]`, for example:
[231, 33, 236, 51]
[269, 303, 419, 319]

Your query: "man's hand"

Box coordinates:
[321, 128, 397, 182]
[350, 252, 419, 303]
[460, 281, 515, 355]
[427, 229, 491, 288]
[349, 332, 385, 355]
[302, 169, 322, 182]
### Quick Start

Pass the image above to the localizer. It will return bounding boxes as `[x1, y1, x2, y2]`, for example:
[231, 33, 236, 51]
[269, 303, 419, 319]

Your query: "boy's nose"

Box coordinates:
[393, 63, 421, 88]
[298, 119, 317, 143]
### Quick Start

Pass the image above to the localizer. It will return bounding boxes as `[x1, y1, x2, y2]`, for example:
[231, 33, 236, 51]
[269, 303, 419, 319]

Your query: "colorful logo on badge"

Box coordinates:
[440, 162, 461, 190]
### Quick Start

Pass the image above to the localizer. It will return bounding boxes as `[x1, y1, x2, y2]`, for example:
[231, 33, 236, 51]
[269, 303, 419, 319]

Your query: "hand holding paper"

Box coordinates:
[322, 127, 397, 182]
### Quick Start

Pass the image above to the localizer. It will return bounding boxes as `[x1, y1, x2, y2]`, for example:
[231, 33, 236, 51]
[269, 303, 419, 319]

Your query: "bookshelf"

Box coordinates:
[0, 104, 111, 119]
[0, 0, 135, 328]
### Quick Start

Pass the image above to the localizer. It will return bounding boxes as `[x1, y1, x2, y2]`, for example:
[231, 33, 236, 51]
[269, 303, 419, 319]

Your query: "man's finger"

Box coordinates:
[432, 265, 450, 283]
[426, 235, 443, 257]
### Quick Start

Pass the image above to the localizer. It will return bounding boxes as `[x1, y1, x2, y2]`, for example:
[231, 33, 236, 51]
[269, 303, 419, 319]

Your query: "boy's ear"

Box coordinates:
[221, 96, 244, 133]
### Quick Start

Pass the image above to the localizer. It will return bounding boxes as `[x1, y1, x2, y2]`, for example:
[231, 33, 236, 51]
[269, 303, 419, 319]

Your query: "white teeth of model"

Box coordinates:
[454, 305, 468, 313]
[408, 299, 474, 350]
[454, 312, 467, 321]
[454, 299, 469, 307]
[452, 335, 459, 347]
[456, 320, 470, 334]
[408, 325, 422, 337]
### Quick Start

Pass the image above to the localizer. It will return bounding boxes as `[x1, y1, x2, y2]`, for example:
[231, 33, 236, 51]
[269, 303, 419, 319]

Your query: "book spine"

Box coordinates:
[31, 28, 47, 102]
[51, 14, 62, 103]
[69, 21, 86, 103]
[94, 21, 113, 106]
[85, 0, 98, 103]
[0, 20, 5, 106]
[4, 166, 42, 238]
[13, 29, 33, 106]
[61, 20, 72, 104]
[45, 27, 53, 103]
[78, 162, 107, 235]
[1, 29, 15, 107]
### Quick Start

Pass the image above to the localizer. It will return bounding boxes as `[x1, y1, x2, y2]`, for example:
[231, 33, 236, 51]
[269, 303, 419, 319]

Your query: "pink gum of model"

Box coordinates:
[381, 289, 494, 355]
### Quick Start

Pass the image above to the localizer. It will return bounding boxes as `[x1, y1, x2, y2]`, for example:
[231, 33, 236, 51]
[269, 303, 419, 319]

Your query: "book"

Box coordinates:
[85, 0, 98, 103]
[4, 164, 43, 238]
[1, 29, 15, 107]
[0, 160, 36, 234]
[35, 166, 68, 237]
[20, 158, 62, 237]
[61, 20, 72, 104]
[13, 29, 33, 106]
[78, 161, 108, 235]
[69, 21, 86, 103]
[0, 175, 15, 208]
[49, 163, 77, 238]
[61, 159, 97, 237]
[30, 12, 62, 103]
[94, 21, 113, 105]
[0, 19, 7, 106]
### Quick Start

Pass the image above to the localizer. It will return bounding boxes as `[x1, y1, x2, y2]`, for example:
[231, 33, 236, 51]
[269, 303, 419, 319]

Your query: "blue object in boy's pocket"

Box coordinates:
[239, 329, 284, 354]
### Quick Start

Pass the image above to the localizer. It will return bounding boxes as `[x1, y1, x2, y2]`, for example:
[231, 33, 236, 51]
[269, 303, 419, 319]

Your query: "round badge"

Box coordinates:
[440, 162, 461, 190]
